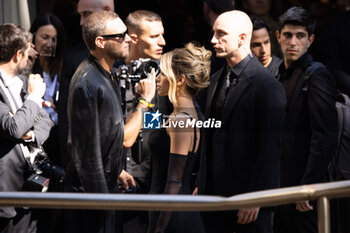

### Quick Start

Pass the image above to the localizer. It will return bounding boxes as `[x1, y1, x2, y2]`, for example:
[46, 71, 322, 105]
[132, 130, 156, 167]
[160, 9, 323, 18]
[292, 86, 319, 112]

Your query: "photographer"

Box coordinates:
[120, 10, 166, 233]
[0, 23, 54, 233]
[122, 9, 166, 192]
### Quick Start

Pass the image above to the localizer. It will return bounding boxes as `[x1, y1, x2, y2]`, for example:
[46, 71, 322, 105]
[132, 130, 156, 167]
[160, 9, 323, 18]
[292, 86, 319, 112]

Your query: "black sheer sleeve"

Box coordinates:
[154, 153, 187, 233]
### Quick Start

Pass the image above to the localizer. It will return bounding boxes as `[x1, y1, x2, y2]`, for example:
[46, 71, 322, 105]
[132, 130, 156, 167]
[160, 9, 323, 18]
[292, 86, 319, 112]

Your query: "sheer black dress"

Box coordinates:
[147, 109, 206, 233]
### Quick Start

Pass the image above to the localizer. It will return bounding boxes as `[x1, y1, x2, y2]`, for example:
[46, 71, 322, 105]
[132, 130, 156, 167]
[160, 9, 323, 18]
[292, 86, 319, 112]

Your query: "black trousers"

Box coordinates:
[64, 209, 121, 233]
[330, 197, 350, 233]
[274, 203, 317, 233]
[202, 209, 274, 233]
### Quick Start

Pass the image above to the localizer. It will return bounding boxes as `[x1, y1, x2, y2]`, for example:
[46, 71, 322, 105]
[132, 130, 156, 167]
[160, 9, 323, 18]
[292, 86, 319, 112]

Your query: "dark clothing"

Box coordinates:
[119, 62, 173, 233]
[278, 53, 338, 187]
[275, 53, 338, 233]
[58, 42, 89, 168]
[274, 203, 317, 233]
[202, 209, 274, 233]
[147, 107, 205, 233]
[198, 55, 286, 232]
[65, 55, 124, 233]
[267, 55, 282, 77]
[0, 74, 53, 232]
[210, 55, 250, 121]
[315, 11, 350, 96]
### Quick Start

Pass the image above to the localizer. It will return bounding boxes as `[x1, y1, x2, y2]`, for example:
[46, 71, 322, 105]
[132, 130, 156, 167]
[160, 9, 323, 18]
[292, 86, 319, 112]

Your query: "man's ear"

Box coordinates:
[129, 33, 138, 44]
[238, 33, 247, 47]
[104, 5, 111, 11]
[307, 34, 315, 47]
[95, 36, 105, 49]
[275, 30, 281, 44]
[13, 50, 22, 63]
[239, 33, 247, 41]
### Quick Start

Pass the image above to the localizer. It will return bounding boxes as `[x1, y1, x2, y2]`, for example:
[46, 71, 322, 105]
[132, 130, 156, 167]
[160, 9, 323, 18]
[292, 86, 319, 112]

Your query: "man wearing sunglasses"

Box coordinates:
[65, 11, 156, 233]
[58, 0, 115, 170]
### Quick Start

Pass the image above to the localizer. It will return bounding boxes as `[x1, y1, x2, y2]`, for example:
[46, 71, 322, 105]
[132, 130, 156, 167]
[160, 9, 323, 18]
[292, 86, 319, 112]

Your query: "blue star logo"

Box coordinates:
[143, 110, 162, 129]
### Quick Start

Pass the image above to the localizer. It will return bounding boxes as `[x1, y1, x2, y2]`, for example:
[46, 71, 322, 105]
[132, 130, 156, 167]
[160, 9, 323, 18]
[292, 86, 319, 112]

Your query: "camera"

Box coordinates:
[32, 150, 65, 183]
[117, 58, 160, 82]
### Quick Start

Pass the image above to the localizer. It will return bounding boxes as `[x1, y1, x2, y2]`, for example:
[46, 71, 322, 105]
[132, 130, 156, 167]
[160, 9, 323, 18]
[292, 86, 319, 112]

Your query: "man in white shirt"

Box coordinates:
[0, 23, 53, 233]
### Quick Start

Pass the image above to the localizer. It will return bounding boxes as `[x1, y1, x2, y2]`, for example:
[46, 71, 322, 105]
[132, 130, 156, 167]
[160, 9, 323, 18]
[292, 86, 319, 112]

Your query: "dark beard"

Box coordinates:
[105, 42, 128, 60]
[107, 49, 127, 60]
[15, 63, 26, 76]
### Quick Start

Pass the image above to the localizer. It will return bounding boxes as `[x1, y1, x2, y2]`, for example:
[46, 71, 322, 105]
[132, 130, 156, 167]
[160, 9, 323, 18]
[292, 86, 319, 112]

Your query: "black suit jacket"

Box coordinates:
[279, 53, 338, 187]
[0, 74, 53, 218]
[198, 56, 286, 197]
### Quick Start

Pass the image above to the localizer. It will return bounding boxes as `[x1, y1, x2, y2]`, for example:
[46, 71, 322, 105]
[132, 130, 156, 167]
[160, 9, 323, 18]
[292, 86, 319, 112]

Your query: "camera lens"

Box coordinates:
[142, 60, 160, 79]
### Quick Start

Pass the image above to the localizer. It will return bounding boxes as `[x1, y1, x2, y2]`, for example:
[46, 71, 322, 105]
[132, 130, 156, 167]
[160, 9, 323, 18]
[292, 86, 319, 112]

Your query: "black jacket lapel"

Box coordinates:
[286, 69, 307, 114]
[221, 74, 252, 127]
[205, 65, 226, 117]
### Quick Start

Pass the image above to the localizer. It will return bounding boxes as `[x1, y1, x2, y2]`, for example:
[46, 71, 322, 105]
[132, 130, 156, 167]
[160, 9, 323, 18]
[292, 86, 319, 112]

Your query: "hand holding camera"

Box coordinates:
[117, 58, 160, 82]
[135, 68, 156, 102]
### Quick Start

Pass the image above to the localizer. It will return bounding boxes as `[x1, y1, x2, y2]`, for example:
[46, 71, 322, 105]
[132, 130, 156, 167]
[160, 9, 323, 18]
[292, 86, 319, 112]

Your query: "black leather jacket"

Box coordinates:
[66, 55, 124, 193]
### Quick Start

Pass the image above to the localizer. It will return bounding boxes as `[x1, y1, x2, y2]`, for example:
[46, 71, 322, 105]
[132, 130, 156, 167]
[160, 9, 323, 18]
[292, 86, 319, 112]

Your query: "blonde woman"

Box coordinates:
[147, 42, 211, 233]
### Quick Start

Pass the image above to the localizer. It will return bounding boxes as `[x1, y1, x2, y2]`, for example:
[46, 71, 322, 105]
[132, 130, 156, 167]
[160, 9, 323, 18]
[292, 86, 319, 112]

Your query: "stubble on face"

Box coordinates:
[211, 11, 252, 62]
[103, 18, 130, 60]
[16, 43, 31, 75]
[277, 24, 313, 68]
[211, 18, 231, 58]
[137, 20, 165, 60]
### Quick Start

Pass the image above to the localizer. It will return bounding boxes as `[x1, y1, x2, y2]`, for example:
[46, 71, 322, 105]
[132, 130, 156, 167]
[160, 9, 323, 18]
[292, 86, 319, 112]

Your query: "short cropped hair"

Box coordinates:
[160, 42, 211, 104]
[250, 15, 270, 32]
[82, 11, 120, 51]
[125, 10, 162, 34]
[278, 6, 316, 35]
[205, 0, 235, 14]
[0, 23, 32, 63]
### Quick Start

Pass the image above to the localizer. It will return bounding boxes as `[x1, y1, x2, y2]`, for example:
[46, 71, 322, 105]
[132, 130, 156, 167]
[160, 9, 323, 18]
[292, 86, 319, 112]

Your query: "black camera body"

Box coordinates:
[117, 58, 160, 82]
[32, 150, 65, 183]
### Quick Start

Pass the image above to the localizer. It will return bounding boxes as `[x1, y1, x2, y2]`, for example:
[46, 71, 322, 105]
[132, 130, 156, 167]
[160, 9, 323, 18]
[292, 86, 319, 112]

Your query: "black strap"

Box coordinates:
[301, 62, 325, 92]
[180, 112, 197, 153]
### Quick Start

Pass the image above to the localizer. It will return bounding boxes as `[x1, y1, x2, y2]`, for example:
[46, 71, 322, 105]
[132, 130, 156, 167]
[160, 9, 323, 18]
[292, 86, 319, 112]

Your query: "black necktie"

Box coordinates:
[213, 70, 232, 118]
[219, 70, 235, 104]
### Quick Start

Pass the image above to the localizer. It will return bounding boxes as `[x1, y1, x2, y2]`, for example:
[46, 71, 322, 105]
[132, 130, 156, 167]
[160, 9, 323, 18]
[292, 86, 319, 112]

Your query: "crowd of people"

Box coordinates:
[0, 0, 349, 233]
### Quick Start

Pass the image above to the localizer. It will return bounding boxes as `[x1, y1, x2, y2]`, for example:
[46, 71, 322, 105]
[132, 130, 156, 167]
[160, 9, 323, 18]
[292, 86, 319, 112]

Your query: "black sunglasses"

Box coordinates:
[101, 30, 128, 40]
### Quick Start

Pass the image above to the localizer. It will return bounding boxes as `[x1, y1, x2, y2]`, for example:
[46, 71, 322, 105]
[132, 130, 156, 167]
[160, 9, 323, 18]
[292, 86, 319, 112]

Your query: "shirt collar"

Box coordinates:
[279, 52, 312, 75]
[0, 69, 23, 89]
[89, 54, 115, 80]
[230, 53, 252, 78]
